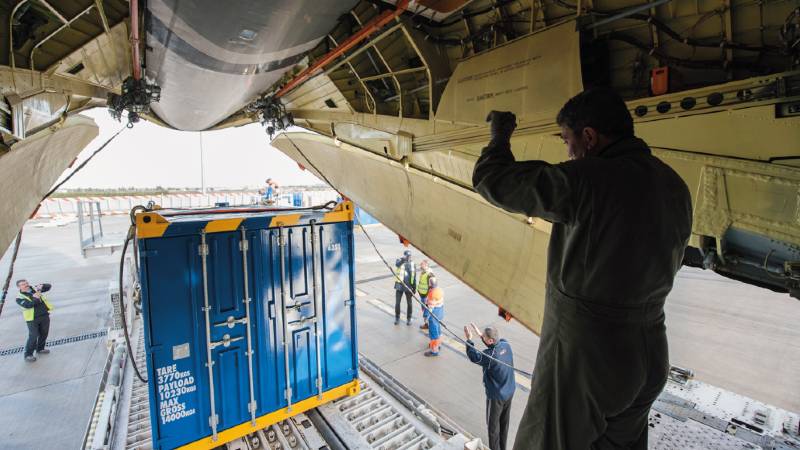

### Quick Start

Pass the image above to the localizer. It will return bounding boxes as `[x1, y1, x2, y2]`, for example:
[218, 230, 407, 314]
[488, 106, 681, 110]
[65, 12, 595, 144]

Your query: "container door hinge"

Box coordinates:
[198, 243, 209, 256]
[285, 387, 292, 401]
[248, 401, 257, 413]
[344, 299, 355, 306]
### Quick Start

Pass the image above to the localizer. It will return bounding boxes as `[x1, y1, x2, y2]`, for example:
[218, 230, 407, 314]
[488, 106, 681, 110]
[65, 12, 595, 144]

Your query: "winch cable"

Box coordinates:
[42, 126, 127, 200]
[0, 126, 126, 320]
[0, 230, 23, 319]
[120, 217, 147, 383]
[282, 133, 533, 378]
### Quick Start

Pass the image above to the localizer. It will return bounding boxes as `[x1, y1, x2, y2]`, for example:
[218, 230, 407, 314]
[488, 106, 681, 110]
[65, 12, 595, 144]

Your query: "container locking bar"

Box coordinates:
[278, 227, 293, 412]
[199, 232, 219, 441]
[240, 227, 258, 425]
[310, 220, 324, 399]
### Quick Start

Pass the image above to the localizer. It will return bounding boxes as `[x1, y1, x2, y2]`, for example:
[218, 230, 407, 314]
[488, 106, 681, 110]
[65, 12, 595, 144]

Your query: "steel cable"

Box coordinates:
[282, 132, 534, 378]
[0, 125, 126, 321]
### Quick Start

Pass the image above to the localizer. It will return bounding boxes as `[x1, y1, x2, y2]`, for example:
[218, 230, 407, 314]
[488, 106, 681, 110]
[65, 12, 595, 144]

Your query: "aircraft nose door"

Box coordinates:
[275, 223, 324, 410]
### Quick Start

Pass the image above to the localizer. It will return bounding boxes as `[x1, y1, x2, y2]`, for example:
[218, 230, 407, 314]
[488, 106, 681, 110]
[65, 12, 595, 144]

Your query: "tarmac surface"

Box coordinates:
[0, 215, 798, 449]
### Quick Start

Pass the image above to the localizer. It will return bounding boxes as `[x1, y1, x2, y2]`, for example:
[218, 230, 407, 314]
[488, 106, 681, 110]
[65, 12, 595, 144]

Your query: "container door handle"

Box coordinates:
[208, 334, 244, 349]
[213, 315, 248, 328]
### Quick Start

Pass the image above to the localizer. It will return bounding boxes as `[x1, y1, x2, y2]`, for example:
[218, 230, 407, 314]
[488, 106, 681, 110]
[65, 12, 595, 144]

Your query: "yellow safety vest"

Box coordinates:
[418, 271, 432, 296]
[394, 264, 405, 283]
[17, 292, 53, 322]
[394, 262, 416, 285]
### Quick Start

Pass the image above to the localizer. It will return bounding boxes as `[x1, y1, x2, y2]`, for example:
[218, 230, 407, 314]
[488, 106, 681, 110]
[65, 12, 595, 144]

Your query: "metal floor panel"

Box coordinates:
[124, 326, 153, 450]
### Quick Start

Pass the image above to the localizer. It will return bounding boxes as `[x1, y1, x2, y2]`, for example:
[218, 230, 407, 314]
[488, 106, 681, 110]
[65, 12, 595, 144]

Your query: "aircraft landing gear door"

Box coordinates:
[277, 223, 324, 411]
[198, 229, 257, 441]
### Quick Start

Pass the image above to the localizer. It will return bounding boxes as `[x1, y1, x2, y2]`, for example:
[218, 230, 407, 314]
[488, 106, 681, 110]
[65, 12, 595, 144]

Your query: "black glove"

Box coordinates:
[486, 110, 517, 142]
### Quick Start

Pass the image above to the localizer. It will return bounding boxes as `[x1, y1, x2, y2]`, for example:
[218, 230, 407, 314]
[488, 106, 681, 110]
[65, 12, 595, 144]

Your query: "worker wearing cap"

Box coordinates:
[417, 260, 435, 330]
[464, 324, 515, 450]
[423, 281, 444, 357]
[394, 250, 417, 325]
[472, 89, 692, 449]
[15, 279, 54, 362]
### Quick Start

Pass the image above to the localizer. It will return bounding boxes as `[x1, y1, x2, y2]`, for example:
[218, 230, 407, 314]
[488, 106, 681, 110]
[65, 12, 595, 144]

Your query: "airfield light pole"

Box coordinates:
[199, 132, 206, 195]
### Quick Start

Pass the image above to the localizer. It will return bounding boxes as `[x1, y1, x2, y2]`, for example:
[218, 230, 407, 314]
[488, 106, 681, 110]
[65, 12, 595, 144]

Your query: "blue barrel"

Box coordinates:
[135, 204, 359, 449]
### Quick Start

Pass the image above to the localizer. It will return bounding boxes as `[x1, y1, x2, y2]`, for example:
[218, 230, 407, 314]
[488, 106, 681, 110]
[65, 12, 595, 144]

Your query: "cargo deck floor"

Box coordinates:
[1, 216, 799, 449]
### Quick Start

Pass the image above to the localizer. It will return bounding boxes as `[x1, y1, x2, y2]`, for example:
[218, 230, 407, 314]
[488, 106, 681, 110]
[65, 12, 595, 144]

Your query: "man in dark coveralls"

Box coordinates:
[472, 88, 692, 449]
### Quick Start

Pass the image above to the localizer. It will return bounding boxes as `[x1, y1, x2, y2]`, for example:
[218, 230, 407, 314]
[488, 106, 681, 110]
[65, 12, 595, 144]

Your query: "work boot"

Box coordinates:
[37, 349, 50, 355]
[406, 319, 412, 326]
[423, 350, 439, 357]
[419, 323, 429, 330]
[394, 318, 399, 326]
[24, 355, 36, 362]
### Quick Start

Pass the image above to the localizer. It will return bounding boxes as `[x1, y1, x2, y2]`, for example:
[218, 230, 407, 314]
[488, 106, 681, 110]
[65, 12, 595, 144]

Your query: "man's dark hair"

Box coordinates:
[15, 279, 26, 286]
[556, 88, 634, 138]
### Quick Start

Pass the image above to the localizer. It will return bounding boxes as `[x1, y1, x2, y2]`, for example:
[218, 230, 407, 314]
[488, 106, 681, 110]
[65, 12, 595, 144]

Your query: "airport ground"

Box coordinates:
[0, 215, 798, 449]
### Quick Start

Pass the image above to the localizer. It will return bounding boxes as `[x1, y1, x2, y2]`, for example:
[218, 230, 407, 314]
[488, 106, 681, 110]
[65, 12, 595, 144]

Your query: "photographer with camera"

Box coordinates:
[15, 279, 54, 362]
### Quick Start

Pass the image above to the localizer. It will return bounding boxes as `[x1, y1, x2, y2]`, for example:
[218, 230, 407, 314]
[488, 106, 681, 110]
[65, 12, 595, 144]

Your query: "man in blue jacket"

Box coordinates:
[465, 323, 515, 450]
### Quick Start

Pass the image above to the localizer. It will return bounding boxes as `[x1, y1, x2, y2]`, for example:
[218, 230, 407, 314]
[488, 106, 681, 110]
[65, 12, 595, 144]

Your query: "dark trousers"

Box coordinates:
[394, 290, 412, 321]
[487, 396, 513, 450]
[25, 315, 50, 357]
[514, 289, 668, 450]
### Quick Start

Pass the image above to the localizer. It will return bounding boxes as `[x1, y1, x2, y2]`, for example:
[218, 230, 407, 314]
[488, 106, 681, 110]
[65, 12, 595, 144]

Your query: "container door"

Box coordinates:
[199, 229, 258, 438]
[275, 224, 324, 408]
[140, 235, 206, 449]
[318, 221, 358, 388]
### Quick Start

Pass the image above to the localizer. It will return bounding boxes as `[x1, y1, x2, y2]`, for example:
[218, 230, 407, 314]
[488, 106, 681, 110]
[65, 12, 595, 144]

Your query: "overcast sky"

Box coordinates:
[58, 108, 323, 190]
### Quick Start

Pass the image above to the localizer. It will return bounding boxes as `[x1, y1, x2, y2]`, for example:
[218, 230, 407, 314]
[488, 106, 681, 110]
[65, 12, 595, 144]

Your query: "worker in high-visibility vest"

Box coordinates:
[393, 250, 417, 325]
[15, 279, 54, 362]
[423, 281, 444, 357]
[417, 260, 435, 330]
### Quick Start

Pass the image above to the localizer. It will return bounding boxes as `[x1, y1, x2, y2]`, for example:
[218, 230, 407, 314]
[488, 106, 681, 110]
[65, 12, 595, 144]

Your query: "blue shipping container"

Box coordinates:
[135, 202, 360, 449]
